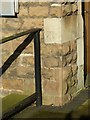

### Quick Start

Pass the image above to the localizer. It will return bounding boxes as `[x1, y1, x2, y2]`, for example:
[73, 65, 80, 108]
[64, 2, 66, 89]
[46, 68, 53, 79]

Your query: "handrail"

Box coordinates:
[1, 28, 42, 120]
[0, 28, 41, 44]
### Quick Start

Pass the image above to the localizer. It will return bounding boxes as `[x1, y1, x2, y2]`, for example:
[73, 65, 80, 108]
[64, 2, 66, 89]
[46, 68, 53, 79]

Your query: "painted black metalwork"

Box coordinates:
[34, 32, 42, 106]
[1, 28, 42, 120]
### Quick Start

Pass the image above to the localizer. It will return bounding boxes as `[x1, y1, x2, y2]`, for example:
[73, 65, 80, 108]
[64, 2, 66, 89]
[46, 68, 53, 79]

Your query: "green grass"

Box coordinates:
[2, 94, 28, 113]
[2, 94, 90, 119]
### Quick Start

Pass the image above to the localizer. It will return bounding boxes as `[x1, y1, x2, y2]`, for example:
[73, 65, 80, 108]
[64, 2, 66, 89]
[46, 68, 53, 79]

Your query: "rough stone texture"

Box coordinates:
[22, 18, 44, 29]
[29, 6, 49, 17]
[63, 66, 72, 81]
[43, 80, 60, 96]
[0, 2, 83, 106]
[23, 78, 35, 95]
[50, 6, 63, 17]
[2, 79, 24, 91]
[42, 68, 55, 80]
[42, 56, 59, 68]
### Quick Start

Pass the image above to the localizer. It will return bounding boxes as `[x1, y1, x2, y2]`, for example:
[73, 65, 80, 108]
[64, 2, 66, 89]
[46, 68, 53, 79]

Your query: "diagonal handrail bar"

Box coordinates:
[1, 28, 42, 120]
[0, 28, 41, 44]
[0, 28, 41, 76]
[0, 32, 34, 76]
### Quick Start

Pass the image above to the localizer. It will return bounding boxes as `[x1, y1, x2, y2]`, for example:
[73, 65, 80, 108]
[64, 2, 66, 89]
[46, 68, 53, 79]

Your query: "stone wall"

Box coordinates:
[0, 1, 84, 106]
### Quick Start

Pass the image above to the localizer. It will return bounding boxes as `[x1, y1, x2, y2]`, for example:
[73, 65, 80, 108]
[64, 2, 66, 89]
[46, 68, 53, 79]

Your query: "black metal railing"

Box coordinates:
[0, 28, 42, 120]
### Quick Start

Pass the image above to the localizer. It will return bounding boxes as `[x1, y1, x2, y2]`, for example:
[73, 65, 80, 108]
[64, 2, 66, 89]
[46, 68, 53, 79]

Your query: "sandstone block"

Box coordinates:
[62, 45, 70, 55]
[62, 56, 67, 67]
[64, 4, 72, 15]
[41, 44, 51, 56]
[71, 75, 77, 87]
[3, 79, 24, 91]
[43, 95, 63, 106]
[62, 43, 70, 55]
[43, 56, 59, 68]
[66, 54, 73, 64]
[43, 80, 60, 96]
[55, 68, 63, 97]
[2, 42, 13, 54]
[70, 40, 77, 52]
[22, 18, 43, 29]
[72, 64, 78, 76]
[50, 6, 63, 17]
[22, 56, 34, 67]
[23, 79, 35, 95]
[6, 18, 22, 30]
[0, 88, 10, 97]
[50, 44, 62, 57]
[6, 66, 18, 80]
[63, 80, 68, 95]
[18, 5, 28, 16]
[63, 66, 72, 80]
[69, 84, 77, 97]
[42, 68, 55, 80]
[72, 52, 77, 61]
[71, 3, 78, 12]
[29, 6, 49, 17]
[63, 93, 71, 104]
[17, 65, 34, 78]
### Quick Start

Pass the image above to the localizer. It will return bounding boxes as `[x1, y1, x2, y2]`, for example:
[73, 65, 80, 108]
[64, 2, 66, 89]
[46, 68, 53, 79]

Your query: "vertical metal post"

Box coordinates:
[34, 31, 42, 107]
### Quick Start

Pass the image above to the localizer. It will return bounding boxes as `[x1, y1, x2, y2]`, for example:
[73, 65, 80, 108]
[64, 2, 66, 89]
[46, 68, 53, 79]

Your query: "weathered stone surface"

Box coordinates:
[6, 18, 23, 30]
[2, 42, 13, 54]
[42, 68, 55, 80]
[3, 79, 24, 91]
[42, 95, 63, 106]
[70, 40, 77, 52]
[29, 6, 49, 17]
[50, 45, 62, 57]
[59, 58, 63, 67]
[63, 93, 72, 104]
[43, 56, 59, 68]
[63, 80, 68, 95]
[62, 42, 70, 55]
[72, 64, 78, 75]
[69, 84, 77, 97]
[50, 6, 63, 17]
[22, 18, 43, 29]
[41, 44, 51, 56]
[43, 80, 60, 96]
[55, 68, 63, 97]
[0, 88, 10, 97]
[18, 5, 28, 16]
[72, 52, 77, 61]
[71, 3, 78, 12]
[63, 66, 72, 80]
[23, 79, 35, 95]
[77, 65, 84, 90]
[66, 54, 73, 64]
[62, 56, 67, 67]
[17, 65, 34, 78]
[71, 75, 77, 87]
[64, 4, 72, 15]
[21, 56, 34, 67]
[67, 75, 77, 90]
[61, 15, 78, 43]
